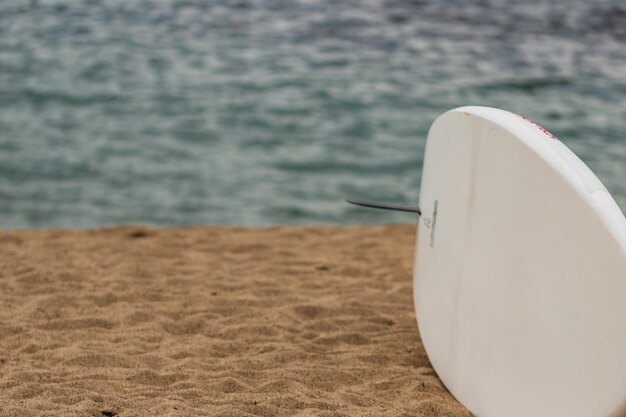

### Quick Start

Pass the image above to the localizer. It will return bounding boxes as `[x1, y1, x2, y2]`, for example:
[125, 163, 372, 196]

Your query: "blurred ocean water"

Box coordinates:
[0, 0, 624, 228]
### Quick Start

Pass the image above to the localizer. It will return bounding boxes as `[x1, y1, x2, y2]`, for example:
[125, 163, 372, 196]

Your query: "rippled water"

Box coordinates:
[1, 0, 625, 228]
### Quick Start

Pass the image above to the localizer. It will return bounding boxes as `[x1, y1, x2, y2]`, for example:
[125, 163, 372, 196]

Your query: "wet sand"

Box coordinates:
[0, 225, 470, 417]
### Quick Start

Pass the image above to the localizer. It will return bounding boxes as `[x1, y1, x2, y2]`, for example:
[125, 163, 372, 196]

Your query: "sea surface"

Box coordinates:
[1, 0, 625, 228]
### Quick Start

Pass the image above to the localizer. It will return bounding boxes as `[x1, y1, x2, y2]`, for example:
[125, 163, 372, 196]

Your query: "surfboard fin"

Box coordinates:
[346, 199, 421, 216]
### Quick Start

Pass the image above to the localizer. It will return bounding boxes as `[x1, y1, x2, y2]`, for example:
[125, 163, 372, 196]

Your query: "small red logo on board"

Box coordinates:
[519, 115, 558, 140]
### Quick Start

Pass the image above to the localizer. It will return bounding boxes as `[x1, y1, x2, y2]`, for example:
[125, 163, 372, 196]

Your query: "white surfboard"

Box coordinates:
[414, 106, 626, 417]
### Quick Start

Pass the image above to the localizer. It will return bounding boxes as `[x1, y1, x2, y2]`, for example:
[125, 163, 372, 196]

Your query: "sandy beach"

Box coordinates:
[0, 225, 469, 417]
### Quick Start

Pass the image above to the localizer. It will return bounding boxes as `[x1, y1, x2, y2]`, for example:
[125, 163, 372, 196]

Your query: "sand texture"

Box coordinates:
[0, 225, 470, 417]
